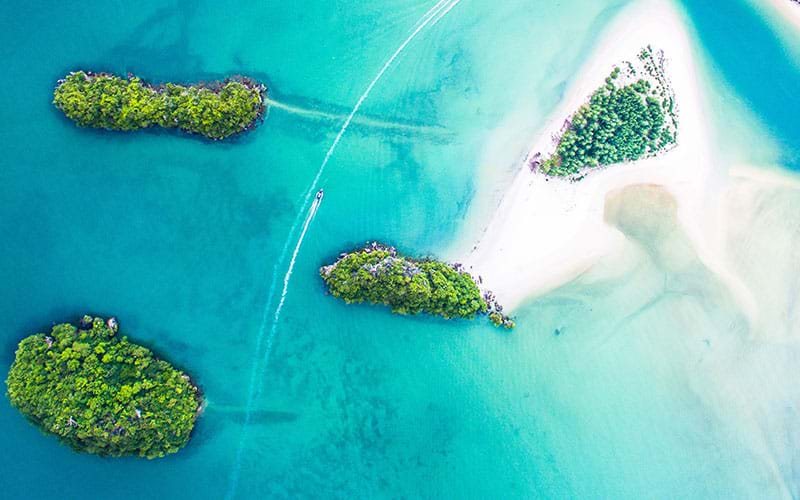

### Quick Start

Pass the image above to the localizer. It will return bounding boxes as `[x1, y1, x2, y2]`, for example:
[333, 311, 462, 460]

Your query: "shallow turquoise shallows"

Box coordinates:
[2, 0, 800, 498]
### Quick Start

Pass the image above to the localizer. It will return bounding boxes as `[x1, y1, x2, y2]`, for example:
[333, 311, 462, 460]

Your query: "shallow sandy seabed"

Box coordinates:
[457, 1, 800, 494]
[460, 0, 798, 321]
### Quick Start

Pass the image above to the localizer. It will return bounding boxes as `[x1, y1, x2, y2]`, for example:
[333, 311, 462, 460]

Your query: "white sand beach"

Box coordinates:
[461, 0, 759, 314]
[765, 0, 800, 30]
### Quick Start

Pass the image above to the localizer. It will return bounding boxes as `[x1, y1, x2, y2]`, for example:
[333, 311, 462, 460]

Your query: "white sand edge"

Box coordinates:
[461, 0, 759, 317]
[764, 0, 800, 31]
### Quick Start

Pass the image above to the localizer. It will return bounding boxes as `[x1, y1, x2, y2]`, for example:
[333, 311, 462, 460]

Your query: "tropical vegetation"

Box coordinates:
[320, 242, 514, 328]
[53, 71, 266, 140]
[5, 316, 202, 458]
[540, 47, 678, 176]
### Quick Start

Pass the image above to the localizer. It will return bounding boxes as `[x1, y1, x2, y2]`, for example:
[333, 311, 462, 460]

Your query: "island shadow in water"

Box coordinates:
[209, 407, 299, 425]
[49, 0, 274, 145]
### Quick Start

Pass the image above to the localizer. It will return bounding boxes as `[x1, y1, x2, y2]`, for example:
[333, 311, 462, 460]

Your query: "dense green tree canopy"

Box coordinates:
[53, 71, 266, 140]
[320, 243, 488, 320]
[6, 316, 202, 458]
[540, 51, 678, 176]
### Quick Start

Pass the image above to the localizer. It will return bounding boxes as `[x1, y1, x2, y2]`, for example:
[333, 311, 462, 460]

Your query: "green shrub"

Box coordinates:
[53, 71, 266, 140]
[6, 316, 202, 458]
[542, 66, 677, 177]
[320, 243, 487, 320]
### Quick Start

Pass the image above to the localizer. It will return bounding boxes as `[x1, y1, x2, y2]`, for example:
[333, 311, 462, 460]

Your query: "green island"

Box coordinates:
[53, 71, 267, 140]
[537, 46, 678, 177]
[320, 242, 515, 329]
[5, 315, 203, 459]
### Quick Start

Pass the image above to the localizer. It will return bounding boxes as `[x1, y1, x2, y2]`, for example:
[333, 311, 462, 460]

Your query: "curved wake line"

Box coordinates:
[298, 0, 461, 216]
[224, 198, 319, 499]
[261, 196, 321, 359]
[224, 1, 462, 497]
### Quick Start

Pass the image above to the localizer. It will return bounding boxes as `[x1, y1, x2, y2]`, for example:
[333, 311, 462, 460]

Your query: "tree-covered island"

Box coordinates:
[320, 242, 515, 329]
[53, 71, 267, 140]
[5, 316, 203, 458]
[535, 46, 678, 178]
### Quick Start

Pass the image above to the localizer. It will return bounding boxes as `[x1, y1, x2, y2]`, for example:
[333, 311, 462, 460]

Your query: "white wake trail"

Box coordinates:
[225, 1, 463, 497]
[263, 0, 462, 358]
[291, 0, 459, 230]
[268, 195, 321, 343]
[429, 0, 461, 27]
[263, 97, 448, 135]
[224, 197, 320, 499]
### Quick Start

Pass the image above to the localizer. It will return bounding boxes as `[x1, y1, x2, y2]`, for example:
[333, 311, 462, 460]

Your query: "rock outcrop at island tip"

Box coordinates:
[321, 242, 514, 329]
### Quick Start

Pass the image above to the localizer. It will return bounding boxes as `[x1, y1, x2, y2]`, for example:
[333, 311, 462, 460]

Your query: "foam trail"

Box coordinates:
[266, 0, 462, 353]
[291, 0, 460, 232]
[262, 195, 321, 357]
[252, 0, 463, 411]
[225, 1, 462, 496]
[224, 198, 320, 499]
[264, 97, 449, 135]
[429, 0, 461, 28]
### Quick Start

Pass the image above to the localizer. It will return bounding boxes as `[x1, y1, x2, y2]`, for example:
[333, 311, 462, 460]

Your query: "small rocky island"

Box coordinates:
[320, 242, 514, 329]
[536, 46, 678, 178]
[53, 71, 267, 140]
[5, 315, 203, 458]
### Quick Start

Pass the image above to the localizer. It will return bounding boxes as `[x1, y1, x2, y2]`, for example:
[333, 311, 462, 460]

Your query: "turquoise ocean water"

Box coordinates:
[2, 0, 800, 498]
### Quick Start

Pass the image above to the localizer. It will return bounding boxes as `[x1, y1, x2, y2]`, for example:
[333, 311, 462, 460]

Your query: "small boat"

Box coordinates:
[315, 189, 324, 201]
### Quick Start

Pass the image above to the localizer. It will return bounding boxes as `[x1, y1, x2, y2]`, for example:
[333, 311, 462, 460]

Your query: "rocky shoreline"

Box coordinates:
[322, 241, 514, 329]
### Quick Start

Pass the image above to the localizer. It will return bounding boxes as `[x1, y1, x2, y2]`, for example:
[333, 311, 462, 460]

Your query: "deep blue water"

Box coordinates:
[679, 0, 800, 167]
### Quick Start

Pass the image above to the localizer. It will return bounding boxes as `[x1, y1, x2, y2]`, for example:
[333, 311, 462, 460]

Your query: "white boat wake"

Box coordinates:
[224, 194, 321, 499]
[225, 0, 463, 497]
[264, 97, 449, 136]
[293, 0, 462, 221]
